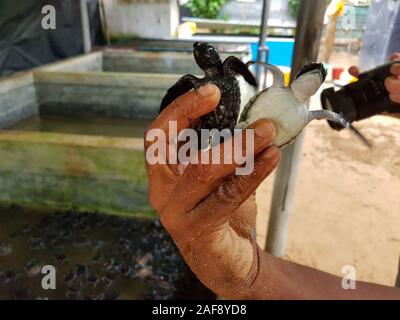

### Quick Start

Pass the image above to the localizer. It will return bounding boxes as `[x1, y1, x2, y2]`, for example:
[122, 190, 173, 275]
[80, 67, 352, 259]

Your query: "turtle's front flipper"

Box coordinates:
[247, 61, 285, 87]
[160, 74, 199, 112]
[223, 56, 257, 87]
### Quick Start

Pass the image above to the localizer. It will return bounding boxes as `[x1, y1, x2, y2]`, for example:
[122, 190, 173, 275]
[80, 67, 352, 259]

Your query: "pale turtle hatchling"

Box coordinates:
[237, 62, 370, 147]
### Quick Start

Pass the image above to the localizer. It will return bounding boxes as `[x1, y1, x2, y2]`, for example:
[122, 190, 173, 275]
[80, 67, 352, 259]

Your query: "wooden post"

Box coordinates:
[324, 12, 340, 63]
[99, 0, 111, 45]
[265, 0, 328, 257]
[323, 0, 344, 63]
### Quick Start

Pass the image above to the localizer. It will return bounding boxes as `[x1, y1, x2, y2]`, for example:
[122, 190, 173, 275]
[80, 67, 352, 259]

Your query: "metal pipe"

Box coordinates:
[265, 0, 328, 257]
[80, 0, 92, 53]
[256, 0, 270, 88]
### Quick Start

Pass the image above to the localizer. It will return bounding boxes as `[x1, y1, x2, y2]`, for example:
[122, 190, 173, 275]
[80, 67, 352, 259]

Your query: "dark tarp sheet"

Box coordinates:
[0, 0, 103, 76]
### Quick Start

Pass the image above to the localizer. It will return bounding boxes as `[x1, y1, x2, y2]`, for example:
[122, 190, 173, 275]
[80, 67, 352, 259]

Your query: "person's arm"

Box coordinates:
[144, 84, 400, 300]
[242, 245, 400, 299]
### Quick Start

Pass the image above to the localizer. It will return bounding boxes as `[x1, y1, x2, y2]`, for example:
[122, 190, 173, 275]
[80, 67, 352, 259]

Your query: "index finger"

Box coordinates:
[163, 119, 276, 215]
[144, 84, 221, 208]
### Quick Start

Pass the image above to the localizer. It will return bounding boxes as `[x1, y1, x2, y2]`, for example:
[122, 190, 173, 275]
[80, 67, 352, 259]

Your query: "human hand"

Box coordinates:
[384, 53, 400, 104]
[144, 84, 280, 299]
[349, 53, 400, 104]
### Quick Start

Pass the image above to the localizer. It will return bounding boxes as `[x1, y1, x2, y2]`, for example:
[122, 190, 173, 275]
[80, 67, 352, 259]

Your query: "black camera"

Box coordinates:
[321, 62, 400, 130]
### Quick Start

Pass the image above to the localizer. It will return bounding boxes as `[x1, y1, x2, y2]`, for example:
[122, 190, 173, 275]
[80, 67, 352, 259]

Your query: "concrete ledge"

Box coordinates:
[36, 51, 103, 73]
[33, 70, 179, 88]
[103, 50, 201, 74]
[0, 131, 154, 217]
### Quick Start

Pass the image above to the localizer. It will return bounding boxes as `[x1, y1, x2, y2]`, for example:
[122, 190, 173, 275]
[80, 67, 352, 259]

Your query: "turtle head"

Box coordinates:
[193, 42, 222, 74]
[290, 63, 327, 101]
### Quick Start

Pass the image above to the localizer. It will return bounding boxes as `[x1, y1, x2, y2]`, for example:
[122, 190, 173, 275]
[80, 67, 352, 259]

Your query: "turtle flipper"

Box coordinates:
[223, 56, 257, 87]
[160, 74, 199, 112]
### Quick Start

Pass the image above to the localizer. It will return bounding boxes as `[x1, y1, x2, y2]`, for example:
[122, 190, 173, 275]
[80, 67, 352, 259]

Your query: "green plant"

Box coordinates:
[186, 0, 226, 19]
[288, 0, 300, 18]
[221, 12, 230, 21]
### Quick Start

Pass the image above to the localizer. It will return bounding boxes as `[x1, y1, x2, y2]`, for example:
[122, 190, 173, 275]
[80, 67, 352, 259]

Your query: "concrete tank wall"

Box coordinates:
[34, 71, 178, 120]
[0, 73, 38, 129]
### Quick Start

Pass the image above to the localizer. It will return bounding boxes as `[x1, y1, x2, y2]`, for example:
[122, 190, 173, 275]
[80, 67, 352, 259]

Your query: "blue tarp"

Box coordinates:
[250, 39, 295, 68]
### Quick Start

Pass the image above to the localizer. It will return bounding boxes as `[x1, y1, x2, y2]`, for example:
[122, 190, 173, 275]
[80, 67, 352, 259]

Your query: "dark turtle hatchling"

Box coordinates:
[160, 42, 257, 144]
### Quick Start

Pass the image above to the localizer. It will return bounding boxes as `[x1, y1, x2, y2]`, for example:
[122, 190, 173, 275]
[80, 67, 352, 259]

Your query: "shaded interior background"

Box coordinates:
[0, 0, 103, 76]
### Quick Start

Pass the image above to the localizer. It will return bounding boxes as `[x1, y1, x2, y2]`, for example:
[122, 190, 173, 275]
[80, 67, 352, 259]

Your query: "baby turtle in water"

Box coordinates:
[160, 42, 257, 136]
[237, 62, 370, 147]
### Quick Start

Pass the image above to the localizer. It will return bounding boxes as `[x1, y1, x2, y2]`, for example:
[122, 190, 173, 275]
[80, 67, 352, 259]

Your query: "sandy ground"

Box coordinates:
[255, 98, 400, 286]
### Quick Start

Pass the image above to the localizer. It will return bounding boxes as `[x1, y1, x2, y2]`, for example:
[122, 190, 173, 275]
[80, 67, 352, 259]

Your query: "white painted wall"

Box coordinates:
[103, 0, 179, 39]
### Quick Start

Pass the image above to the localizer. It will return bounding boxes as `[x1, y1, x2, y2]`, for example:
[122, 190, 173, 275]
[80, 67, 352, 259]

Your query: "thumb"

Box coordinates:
[172, 83, 221, 119]
[147, 83, 221, 139]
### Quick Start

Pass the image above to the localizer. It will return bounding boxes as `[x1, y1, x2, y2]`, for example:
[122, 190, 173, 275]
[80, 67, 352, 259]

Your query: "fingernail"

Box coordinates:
[253, 119, 276, 141]
[249, 119, 275, 136]
[264, 146, 280, 160]
[198, 84, 217, 97]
